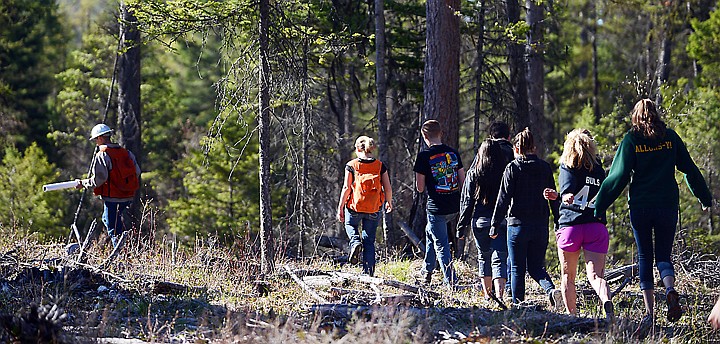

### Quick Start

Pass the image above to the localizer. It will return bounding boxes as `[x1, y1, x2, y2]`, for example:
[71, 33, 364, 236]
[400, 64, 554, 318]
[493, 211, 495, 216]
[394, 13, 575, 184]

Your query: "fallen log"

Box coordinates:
[302, 275, 334, 287]
[604, 264, 637, 284]
[330, 271, 440, 299]
[315, 235, 349, 252]
[152, 280, 210, 295]
[308, 303, 431, 320]
[330, 287, 375, 298]
[284, 265, 329, 303]
[329, 287, 418, 305]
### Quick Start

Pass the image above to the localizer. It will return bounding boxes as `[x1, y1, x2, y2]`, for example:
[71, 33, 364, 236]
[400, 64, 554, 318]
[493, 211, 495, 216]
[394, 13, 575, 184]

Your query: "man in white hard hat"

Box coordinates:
[76, 124, 141, 248]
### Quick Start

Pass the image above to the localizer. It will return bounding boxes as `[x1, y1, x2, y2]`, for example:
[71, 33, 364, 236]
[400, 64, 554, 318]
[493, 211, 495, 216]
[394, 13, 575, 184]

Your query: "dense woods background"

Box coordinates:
[2, 0, 720, 274]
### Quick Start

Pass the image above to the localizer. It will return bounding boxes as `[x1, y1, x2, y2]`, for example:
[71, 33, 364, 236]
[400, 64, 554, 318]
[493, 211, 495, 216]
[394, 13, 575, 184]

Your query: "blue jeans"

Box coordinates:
[424, 213, 458, 285]
[472, 219, 508, 280]
[103, 201, 131, 247]
[344, 208, 379, 275]
[507, 224, 555, 303]
[630, 207, 678, 290]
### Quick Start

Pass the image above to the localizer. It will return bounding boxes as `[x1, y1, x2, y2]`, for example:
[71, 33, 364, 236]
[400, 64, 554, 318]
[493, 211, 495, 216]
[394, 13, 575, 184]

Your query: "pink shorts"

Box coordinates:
[555, 222, 609, 254]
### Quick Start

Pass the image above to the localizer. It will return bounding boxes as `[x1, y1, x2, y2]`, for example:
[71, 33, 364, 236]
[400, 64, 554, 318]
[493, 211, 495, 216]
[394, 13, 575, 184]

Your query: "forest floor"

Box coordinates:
[1, 230, 720, 343]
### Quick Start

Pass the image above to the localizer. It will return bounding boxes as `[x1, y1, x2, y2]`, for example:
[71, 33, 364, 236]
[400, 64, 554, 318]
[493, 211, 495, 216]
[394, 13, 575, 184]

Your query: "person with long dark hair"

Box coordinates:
[458, 138, 512, 300]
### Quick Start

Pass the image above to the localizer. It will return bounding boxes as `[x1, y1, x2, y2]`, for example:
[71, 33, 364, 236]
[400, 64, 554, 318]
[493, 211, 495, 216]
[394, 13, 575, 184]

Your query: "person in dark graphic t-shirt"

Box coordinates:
[413, 120, 465, 287]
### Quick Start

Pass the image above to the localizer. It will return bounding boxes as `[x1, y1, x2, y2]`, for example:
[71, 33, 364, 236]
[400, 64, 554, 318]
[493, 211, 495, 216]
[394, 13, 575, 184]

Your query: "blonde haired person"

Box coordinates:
[594, 99, 712, 337]
[545, 129, 613, 320]
[337, 136, 393, 276]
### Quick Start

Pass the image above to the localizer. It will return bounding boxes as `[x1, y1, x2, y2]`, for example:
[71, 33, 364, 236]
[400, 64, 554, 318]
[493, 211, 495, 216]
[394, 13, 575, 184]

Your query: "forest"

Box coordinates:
[1, 0, 720, 342]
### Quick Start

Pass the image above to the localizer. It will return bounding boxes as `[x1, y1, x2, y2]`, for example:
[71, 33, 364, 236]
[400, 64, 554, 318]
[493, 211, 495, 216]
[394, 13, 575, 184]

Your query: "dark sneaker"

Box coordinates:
[349, 244, 361, 265]
[632, 314, 654, 340]
[603, 300, 615, 324]
[416, 269, 432, 284]
[549, 289, 564, 311]
[666, 289, 682, 322]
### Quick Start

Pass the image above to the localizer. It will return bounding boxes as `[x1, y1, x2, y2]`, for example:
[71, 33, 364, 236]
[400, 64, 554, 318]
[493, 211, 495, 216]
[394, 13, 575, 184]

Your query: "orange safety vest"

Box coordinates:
[94, 146, 139, 199]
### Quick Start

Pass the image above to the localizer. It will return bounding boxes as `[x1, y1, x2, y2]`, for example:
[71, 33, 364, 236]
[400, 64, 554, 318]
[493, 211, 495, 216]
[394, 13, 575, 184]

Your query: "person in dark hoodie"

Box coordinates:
[544, 129, 613, 320]
[594, 99, 713, 336]
[490, 128, 562, 308]
[458, 138, 512, 300]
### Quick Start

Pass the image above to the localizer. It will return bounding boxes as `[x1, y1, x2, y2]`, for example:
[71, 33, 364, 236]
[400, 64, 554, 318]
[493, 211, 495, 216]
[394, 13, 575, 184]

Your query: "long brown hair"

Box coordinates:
[631, 98, 666, 140]
[560, 129, 599, 171]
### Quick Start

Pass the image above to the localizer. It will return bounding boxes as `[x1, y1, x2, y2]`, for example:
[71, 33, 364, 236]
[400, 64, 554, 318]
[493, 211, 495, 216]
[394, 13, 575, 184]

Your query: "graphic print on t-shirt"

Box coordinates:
[429, 152, 460, 193]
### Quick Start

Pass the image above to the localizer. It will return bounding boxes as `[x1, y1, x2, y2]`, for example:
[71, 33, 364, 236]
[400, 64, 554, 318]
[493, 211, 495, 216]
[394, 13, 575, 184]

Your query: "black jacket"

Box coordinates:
[457, 139, 514, 232]
[490, 154, 559, 235]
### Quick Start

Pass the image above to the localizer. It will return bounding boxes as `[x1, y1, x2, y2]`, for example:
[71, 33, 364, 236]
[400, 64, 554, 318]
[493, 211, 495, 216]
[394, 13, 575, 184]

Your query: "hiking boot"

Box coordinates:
[349, 244, 361, 265]
[632, 314, 654, 340]
[666, 289, 682, 322]
[416, 269, 432, 284]
[603, 300, 615, 324]
[548, 289, 564, 311]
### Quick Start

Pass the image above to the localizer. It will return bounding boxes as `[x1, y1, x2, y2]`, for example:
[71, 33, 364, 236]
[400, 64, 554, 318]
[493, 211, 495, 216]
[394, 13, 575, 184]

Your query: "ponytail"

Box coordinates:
[513, 127, 535, 156]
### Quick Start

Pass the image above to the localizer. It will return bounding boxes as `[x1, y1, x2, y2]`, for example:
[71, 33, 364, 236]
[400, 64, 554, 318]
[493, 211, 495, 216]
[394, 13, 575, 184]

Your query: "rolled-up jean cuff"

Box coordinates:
[479, 249, 493, 277]
[657, 261, 675, 280]
[492, 250, 508, 280]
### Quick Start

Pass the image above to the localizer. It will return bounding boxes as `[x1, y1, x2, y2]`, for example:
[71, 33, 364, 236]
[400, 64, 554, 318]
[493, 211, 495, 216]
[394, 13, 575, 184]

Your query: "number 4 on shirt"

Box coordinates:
[573, 185, 597, 210]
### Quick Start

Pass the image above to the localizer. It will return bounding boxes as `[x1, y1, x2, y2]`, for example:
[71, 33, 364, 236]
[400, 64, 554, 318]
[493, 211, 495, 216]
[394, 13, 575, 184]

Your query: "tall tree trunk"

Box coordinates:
[375, 0, 393, 250]
[117, 1, 142, 232]
[645, 17, 653, 89]
[415, 0, 461, 252]
[298, 42, 310, 258]
[590, 0, 600, 124]
[656, 14, 672, 105]
[473, 0, 487, 155]
[506, 0, 528, 130]
[258, 0, 274, 275]
[424, 0, 461, 148]
[526, 0, 546, 157]
[330, 58, 353, 187]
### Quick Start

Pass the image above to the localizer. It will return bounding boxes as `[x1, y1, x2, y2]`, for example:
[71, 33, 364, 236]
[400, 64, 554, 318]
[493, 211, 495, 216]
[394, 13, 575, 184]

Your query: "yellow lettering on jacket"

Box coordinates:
[635, 141, 672, 153]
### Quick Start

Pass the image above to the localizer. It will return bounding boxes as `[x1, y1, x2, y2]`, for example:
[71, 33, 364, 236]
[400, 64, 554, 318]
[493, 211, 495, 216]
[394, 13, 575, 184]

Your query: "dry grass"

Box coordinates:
[1, 228, 720, 343]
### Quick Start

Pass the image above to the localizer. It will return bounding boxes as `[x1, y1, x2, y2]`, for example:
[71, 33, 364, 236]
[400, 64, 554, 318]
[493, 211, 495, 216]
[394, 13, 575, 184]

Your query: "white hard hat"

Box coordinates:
[89, 123, 114, 140]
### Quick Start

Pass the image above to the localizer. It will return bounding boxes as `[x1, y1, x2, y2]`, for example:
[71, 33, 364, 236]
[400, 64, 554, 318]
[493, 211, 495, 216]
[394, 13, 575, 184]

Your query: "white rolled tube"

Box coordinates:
[42, 180, 79, 192]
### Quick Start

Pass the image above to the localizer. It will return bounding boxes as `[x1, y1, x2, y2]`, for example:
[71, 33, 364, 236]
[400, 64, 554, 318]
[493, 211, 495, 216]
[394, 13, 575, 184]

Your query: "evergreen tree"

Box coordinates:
[0, 143, 69, 239]
[0, 0, 67, 150]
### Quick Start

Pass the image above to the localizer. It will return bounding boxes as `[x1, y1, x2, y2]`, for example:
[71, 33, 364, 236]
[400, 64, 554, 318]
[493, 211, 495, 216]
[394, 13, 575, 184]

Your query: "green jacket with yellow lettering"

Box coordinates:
[594, 128, 713, 217]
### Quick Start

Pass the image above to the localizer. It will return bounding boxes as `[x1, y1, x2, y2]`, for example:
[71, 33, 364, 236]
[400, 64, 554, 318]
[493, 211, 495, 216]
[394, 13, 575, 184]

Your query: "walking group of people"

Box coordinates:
[336, 98, 715, 335]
